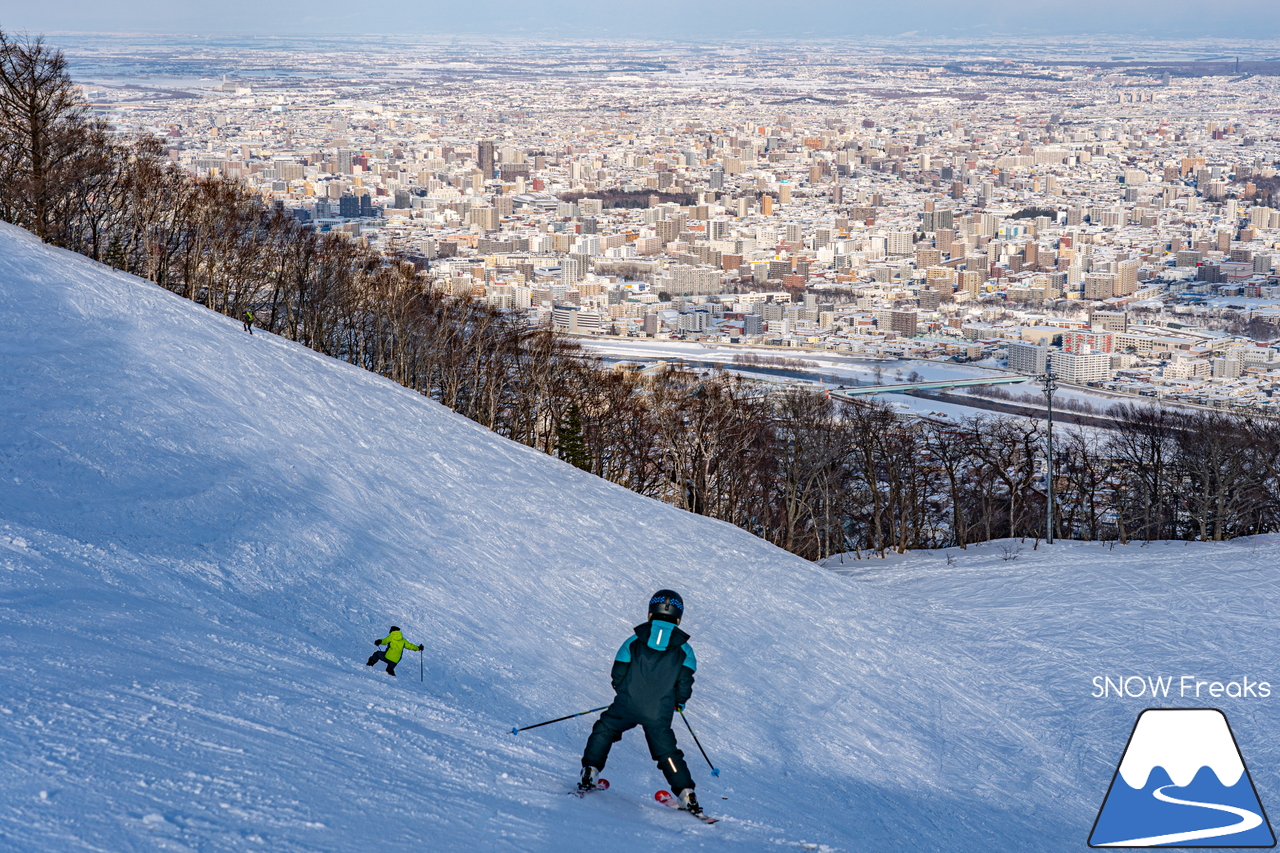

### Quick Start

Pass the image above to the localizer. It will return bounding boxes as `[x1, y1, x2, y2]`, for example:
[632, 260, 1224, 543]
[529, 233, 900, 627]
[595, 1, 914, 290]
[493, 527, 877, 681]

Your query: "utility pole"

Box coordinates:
[1038, 367, 1058, 544]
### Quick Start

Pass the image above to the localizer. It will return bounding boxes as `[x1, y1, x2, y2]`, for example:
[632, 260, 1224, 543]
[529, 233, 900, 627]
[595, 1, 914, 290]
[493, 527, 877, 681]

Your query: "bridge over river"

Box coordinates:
[830, 375, 1029, 397]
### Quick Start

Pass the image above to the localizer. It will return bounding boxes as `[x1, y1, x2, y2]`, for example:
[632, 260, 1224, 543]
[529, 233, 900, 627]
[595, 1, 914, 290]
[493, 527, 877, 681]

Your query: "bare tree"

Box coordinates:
[1175, 412, 1280, 541]
[967, 416, 1043, 541]
[1106, 404, 1179, 542]
[0, 31, 110, 244]
[1053, 428, 1109, 541]
[922, 420, 978, 549]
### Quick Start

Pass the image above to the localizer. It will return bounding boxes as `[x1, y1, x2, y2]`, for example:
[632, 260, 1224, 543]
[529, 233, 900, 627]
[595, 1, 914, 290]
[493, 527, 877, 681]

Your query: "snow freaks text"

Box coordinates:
[1092, 676, 1272, 700]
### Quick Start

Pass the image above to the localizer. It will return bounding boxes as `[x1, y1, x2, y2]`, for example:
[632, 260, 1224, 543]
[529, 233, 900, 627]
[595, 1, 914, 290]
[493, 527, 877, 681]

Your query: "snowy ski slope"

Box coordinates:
[1, 221, 1278, 851]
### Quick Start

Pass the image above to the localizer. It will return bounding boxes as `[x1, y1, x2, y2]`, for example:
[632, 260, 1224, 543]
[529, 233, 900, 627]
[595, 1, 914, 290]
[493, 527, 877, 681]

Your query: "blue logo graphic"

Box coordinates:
[1090, 709, 1275, 848]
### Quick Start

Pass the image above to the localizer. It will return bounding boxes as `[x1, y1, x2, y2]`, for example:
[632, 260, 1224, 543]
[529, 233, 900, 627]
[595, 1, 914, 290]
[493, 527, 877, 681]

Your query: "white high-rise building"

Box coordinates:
[1050, 351, 1111, 383]
[561, 256, 587, 285]
[1007, 341, 1049, 375]
[886, 231, 914, 256]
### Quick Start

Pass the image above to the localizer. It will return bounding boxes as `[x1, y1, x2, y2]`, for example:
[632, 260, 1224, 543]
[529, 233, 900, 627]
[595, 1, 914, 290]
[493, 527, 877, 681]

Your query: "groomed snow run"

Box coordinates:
[1, 221, 1278, 852]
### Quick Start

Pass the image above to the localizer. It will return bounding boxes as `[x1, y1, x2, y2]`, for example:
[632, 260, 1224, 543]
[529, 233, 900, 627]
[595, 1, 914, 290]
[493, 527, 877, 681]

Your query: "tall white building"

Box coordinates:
[1007, 341, 1048, 375]
[561, 256, 587, 285]
[886, 231, 914, 256]
[659, 265, 722, 296]
[1050, 351, 1111, 383]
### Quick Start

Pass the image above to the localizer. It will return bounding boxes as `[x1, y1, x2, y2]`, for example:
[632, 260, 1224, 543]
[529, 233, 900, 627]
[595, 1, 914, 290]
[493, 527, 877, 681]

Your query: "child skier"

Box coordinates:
[366, 626, 421, 677]
[578, 589, 701, 815]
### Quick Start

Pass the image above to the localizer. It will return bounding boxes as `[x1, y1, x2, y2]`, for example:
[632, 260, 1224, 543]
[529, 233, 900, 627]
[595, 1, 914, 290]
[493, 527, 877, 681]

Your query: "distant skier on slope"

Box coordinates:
[366, 626, 421, 677]
[578, 589, 702, 815]
[242, 309, 255, 334]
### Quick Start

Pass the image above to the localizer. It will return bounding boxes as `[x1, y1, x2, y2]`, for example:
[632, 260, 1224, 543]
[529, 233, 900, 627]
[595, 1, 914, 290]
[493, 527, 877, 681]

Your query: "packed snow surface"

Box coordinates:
[1, 221, 1278, 852]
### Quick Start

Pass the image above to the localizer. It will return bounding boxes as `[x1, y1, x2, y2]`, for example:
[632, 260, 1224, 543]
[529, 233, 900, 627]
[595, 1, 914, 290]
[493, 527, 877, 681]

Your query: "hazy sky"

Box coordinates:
[3, 0, 1280, 40]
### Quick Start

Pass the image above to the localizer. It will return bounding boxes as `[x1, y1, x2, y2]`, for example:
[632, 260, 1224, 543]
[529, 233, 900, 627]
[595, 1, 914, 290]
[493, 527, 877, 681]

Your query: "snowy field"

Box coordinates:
[2, 222, 1279, 852]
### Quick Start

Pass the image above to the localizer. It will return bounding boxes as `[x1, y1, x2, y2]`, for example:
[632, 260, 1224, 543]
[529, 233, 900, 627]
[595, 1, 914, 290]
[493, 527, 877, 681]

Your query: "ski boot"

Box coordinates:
[578, 766, 601, 793]
[677, 788, 703, 816]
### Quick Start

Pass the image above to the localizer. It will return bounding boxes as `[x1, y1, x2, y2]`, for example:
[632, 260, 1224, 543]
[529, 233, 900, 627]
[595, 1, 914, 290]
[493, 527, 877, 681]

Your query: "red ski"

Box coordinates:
[570, 778, 609, 798]
[655, 789, 719, 824]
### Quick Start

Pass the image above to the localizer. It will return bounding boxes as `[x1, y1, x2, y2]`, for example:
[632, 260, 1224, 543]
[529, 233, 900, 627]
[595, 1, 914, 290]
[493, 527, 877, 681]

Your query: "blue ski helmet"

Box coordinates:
[648, 590, 684, 624]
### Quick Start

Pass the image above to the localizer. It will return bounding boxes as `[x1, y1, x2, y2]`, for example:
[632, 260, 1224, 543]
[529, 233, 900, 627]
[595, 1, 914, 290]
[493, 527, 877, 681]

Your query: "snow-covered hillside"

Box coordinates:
[1, 221, 1278, 852]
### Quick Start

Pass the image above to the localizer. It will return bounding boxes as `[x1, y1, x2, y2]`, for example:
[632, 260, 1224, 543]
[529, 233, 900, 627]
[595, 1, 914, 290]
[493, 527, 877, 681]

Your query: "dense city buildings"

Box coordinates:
[67, 34, 1280, 412]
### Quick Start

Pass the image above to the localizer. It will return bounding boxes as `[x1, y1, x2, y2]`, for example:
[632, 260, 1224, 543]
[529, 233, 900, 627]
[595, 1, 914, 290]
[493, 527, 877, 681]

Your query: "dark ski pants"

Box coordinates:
[243, 321, 253, 334]
[582, 705, 694, 791]
[366, 650, 398, 676]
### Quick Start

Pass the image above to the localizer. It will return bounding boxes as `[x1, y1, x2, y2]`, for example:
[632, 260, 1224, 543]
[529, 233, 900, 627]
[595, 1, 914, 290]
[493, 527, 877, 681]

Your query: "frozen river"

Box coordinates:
[578, 337, 1001, 385]
[575, 337, 1183, 423]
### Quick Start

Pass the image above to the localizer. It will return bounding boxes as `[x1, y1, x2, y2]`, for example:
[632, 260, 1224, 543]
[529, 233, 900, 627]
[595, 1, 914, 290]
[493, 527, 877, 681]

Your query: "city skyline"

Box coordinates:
[31, 30, 1280, 418]
[4, 0, 1280, 40]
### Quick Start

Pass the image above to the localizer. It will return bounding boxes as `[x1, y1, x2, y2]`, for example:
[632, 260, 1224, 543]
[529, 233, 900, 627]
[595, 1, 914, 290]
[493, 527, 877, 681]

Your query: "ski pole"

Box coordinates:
[678, 708, 720, 777]
[419, 647, 423, 682]
[510, 705, 609, 736]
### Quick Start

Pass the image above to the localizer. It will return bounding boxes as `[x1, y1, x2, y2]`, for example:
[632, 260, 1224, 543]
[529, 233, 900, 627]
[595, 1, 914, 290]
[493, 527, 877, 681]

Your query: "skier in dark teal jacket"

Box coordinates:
[579, 589, 701, 815]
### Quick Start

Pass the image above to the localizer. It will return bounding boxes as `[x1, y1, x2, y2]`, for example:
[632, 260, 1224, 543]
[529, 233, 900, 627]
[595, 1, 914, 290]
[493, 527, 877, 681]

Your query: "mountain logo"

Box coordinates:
[1089, 708, 1275, 848]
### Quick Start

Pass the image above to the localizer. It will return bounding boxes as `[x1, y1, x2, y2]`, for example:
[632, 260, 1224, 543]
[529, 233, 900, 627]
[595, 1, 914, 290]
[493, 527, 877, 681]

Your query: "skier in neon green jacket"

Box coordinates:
[366, 626, 421, 677]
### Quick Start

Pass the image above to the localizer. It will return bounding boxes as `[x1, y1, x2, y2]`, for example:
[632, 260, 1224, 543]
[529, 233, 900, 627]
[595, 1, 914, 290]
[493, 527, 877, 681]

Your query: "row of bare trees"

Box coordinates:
[531, 361, 1280, 558]
[10, 30, 1280, 560]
